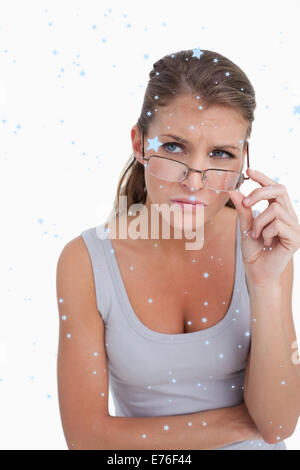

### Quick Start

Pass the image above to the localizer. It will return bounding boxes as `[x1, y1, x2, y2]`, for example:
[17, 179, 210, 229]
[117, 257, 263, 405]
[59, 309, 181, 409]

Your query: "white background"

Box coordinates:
[0, 0, 300, 450]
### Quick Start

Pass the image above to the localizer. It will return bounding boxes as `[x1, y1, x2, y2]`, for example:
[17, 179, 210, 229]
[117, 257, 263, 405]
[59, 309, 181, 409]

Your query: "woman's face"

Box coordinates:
[131, 94, 249, 231]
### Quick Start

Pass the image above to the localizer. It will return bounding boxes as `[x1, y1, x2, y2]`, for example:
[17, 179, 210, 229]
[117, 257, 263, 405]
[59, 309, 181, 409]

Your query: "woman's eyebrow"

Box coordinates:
[160, 134, 240, 151]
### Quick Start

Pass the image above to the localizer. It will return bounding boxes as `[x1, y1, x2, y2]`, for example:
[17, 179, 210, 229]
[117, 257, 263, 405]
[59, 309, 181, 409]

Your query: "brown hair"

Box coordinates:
[110, 48, 256, 220]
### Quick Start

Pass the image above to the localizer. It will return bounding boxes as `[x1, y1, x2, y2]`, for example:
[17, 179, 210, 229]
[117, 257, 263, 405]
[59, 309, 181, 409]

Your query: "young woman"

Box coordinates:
[56, 48, 300, 450]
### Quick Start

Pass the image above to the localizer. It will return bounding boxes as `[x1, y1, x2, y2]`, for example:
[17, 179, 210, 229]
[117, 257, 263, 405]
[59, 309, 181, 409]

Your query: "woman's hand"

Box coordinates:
[228, 168, 300, 287]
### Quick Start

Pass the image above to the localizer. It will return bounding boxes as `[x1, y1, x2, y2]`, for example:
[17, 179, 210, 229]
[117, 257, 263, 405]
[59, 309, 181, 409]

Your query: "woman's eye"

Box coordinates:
[162, 142, 182, 153]
[211, 150, 234, 158]
[162, 142, 235, 158]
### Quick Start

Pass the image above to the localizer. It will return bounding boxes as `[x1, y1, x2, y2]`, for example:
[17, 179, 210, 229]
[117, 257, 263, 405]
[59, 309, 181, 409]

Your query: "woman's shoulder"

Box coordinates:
[58, 235, 94, 282]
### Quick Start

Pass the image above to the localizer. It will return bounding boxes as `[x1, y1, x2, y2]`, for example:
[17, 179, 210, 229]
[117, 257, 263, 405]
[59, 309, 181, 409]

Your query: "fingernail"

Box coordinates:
[251, 229, 256, 238]
[244, 197, 250, 205]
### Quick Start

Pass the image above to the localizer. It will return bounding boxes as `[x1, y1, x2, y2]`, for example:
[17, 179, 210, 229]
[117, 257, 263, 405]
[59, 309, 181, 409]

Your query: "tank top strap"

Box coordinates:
[80, 223, 112, 322]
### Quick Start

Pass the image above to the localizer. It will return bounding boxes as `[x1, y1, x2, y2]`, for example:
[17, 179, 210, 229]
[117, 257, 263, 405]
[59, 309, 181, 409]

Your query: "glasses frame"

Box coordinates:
[141, 131, 250, 190]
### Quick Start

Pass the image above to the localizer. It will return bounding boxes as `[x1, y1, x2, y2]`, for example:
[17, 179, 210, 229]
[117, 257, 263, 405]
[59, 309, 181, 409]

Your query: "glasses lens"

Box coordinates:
[205, 169, 241, 191]
[147, 156, 187, 182]
[146, 157, 241, 191]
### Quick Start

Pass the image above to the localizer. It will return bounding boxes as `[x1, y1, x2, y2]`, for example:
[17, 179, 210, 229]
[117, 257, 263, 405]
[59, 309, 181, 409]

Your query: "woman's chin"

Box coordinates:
[165, 213, 206, 233]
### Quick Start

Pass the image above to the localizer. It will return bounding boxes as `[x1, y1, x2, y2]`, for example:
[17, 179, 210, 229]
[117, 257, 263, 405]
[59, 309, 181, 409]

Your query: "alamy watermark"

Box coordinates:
[291, 340, 300, 366]
[96, 196, 205, 251]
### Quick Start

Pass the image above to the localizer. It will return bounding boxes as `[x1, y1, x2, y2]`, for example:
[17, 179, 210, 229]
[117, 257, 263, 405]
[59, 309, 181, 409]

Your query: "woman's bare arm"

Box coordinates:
[74, 405, 254, 450]
[56, 237, 261, 450]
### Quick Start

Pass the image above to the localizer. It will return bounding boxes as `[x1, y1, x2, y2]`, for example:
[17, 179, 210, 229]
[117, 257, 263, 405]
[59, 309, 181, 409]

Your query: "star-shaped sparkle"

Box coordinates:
[192, 48, 204, 59]
[146, 136, 162, 152]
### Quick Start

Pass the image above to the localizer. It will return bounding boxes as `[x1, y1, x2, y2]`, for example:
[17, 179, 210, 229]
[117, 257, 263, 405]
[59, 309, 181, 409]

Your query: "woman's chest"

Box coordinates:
[110, 224, 237, 335]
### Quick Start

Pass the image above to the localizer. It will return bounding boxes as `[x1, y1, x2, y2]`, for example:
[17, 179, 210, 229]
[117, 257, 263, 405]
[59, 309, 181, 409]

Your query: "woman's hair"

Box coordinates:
[110, 48, 256, 220]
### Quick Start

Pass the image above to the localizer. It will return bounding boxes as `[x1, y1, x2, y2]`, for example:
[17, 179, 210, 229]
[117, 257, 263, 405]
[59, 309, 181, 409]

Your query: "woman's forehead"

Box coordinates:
[159, 108, 244, 125]
[154, 118, 247, 144]
[151, 121, 246, 143]
[156, 96, 246, 124]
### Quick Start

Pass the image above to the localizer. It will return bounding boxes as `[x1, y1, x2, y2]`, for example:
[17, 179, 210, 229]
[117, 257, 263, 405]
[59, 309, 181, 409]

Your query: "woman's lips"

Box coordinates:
[170, 199, 207, 209]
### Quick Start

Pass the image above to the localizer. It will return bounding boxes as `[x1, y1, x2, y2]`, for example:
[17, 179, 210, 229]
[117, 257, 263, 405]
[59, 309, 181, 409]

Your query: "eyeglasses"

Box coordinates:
[141, 131, 250, 192]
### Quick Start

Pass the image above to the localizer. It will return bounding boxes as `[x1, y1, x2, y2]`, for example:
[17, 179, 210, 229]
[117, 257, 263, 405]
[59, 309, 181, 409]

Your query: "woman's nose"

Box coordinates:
[182, 169, 205, 191]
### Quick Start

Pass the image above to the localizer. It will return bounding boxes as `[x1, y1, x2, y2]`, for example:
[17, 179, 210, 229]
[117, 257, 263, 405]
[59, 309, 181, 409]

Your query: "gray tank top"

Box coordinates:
[80, 209, 287, 450]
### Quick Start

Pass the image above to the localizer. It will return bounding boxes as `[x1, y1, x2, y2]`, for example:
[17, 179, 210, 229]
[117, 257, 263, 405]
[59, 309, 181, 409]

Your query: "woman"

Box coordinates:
[56, 48, 300, 450]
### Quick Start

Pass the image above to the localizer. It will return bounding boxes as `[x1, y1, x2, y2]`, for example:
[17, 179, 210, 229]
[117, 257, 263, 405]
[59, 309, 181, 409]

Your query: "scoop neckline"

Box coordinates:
[100, 215, 242, 344]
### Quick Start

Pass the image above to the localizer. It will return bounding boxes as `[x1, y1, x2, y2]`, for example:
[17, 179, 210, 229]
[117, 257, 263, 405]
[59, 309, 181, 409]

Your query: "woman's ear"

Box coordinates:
[131, 125, 144, 165]
[133, 152, 144, 166]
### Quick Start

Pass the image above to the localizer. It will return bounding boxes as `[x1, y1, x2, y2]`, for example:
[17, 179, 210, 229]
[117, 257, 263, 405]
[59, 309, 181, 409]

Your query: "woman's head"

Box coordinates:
[111, 48, 256, 222]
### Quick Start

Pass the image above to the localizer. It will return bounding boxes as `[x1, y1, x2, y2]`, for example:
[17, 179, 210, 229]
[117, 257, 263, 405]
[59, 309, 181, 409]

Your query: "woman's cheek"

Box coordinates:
[144, 173, 170, 202]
